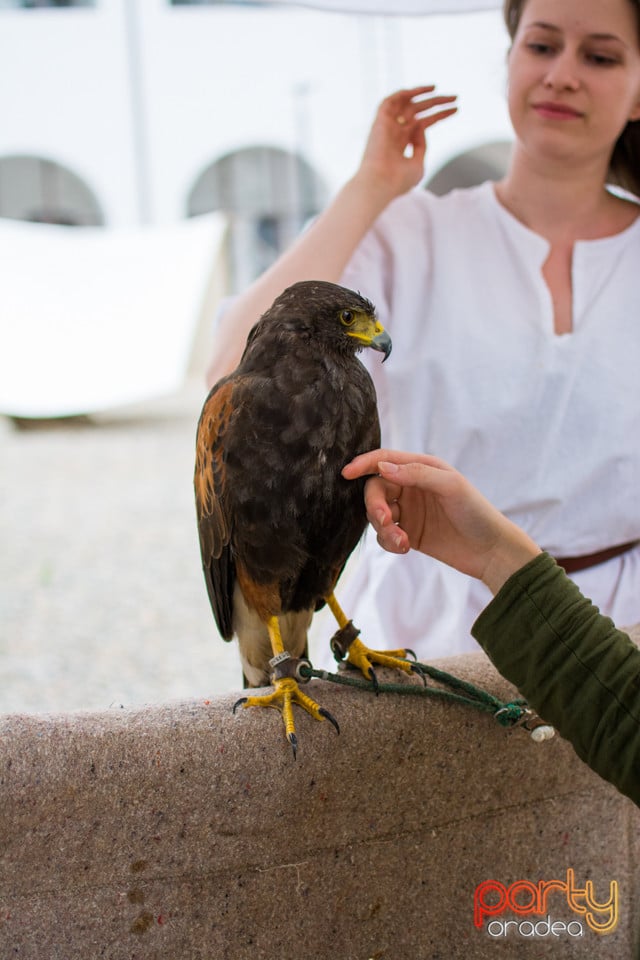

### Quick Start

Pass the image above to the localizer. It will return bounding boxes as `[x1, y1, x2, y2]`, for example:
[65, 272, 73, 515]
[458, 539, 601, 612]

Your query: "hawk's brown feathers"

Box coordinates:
[195, 281, 390, 690]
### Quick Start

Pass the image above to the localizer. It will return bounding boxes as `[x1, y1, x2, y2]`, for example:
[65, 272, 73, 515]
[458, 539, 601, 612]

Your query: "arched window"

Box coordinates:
[169, 2, 269, 6]
[0, 155, 104, 226]
[427, 141, 513, 196]
[0, 1, 95, 8]
[187, 145, 326, 292]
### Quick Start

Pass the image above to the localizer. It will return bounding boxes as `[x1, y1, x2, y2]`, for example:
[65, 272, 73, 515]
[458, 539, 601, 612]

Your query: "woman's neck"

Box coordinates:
[495, 149, 637, 244]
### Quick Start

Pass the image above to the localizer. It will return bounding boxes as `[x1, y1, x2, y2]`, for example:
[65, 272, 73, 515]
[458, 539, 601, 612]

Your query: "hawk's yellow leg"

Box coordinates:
[233, 616, 339, 758]
[326, 593, 416, 681]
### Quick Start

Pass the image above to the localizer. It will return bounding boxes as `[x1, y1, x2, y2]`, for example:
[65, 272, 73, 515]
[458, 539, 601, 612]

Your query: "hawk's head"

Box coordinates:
[266, 280, 392, 362]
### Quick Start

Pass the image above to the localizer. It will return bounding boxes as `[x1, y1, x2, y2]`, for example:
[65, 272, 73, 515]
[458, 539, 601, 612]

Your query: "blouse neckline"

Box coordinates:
[483, 180, 640, 255]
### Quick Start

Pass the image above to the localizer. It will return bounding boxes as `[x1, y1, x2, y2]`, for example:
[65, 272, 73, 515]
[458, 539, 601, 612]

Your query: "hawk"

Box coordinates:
[195, 280, 417, 755]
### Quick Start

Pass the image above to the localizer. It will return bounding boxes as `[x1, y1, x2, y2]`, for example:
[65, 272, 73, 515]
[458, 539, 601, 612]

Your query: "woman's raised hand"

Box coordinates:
[204, 88, 456, 388]
[356, 86, 458, 199]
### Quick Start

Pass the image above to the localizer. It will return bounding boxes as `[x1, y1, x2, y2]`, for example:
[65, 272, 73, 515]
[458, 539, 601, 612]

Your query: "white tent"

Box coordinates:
[0, 214, 225, 419]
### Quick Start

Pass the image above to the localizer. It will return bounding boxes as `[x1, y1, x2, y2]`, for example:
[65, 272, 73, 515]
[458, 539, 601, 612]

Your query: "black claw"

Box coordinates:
[404, 648, 418, 661]
[288, 732, 298, 760]
[232, 697, 247, 715]
[368, 666, 379, 694]
[411, 662, 428, 686]
[319, 707, 340, 736]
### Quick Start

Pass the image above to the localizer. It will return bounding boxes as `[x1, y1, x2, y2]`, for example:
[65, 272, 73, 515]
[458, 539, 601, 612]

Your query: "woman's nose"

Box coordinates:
[543, 52, 580, 91]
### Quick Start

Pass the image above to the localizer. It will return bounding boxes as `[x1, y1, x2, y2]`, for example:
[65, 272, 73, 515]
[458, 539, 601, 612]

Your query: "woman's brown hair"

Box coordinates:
[503, 0, 640, 197]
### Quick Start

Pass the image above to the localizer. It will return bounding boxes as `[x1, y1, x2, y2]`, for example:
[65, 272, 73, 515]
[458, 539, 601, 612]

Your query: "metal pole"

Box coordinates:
[122, 0, 151, 224]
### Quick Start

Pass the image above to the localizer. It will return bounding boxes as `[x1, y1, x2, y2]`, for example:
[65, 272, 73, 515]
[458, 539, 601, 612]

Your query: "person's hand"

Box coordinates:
[343, 450, 541, 594]
[355, 86, 458, 200]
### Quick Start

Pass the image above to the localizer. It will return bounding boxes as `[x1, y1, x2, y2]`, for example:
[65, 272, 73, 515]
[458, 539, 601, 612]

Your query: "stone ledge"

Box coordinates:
[0, 651, 637, 959]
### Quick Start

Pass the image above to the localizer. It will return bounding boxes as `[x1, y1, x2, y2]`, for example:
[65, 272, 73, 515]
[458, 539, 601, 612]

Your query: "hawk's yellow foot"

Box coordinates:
[326, 593, 425, 690]
[232, 615, 339, 758]
[233, 677, 339, 758]
[347, 636, 413, 675]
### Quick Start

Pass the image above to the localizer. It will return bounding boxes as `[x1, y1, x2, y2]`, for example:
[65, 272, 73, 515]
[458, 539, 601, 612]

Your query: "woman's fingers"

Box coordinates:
[384, 85, 437, 116]
[363, 476, 410, 554]
[343, 449, 451, 480]
[388, 88, 458, 126]
[413, 95, 458, 117]
[418, 103, 458, 129]
[377, 460, 456, 497]
[362, 475, 401, 527]
[377, 526, 410, 554]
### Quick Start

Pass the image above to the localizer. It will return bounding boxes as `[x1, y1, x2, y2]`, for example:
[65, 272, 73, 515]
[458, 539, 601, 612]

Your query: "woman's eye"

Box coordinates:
[527, 42, 554, 56]
[341, 310, 354, 325]
[586, 52, 619, 67]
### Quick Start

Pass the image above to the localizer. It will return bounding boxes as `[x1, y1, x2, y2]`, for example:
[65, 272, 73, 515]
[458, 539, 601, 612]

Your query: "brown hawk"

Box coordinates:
[195, 280, 417, 755]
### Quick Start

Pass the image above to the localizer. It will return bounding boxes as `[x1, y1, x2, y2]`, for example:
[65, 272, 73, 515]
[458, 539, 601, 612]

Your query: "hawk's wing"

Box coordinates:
[194, 380, 236, 640]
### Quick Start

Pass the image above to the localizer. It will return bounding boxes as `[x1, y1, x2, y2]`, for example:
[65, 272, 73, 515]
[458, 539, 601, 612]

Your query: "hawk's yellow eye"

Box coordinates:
[341, 310, 355, 325]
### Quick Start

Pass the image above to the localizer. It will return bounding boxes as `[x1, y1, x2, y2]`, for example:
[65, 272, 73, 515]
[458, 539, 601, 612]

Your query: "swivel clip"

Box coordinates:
[268, 651, 313, 684]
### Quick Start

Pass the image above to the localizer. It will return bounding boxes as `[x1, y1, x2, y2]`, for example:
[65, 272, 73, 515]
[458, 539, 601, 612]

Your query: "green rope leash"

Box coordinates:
[297, 660, 555, 742]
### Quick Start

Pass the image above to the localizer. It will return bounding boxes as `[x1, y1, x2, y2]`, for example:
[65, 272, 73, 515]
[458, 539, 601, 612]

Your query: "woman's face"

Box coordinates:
[507, 0, 640, 170]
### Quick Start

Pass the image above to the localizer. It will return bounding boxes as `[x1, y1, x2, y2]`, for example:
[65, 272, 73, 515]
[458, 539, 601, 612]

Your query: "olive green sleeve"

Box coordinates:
[471, 552, 640, 805]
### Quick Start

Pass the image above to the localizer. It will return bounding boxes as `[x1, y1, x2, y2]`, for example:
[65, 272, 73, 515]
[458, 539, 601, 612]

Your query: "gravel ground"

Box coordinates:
[0, 381, 249, 714]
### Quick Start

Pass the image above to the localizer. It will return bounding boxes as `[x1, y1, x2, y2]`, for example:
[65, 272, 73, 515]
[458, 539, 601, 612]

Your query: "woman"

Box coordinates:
[207, 0, 640, 659]
[342, 448, 640, 805]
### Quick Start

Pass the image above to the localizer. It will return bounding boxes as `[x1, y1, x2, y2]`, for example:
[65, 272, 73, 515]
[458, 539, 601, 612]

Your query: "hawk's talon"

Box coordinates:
[410, 661, 428, 686]
[233, 677, 337, 756]
[319, 707, 340, 736]
[232, 697, 248, 714]
[405, 648, 417, 661]
[345, 637, 416, 691]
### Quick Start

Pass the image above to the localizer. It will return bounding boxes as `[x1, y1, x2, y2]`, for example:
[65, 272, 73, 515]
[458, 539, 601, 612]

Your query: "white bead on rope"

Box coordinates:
[530, 724, 556, 742]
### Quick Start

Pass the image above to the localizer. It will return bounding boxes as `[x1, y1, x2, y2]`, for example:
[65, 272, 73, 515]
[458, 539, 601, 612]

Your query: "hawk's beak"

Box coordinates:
[347, 318, 392, 362]
[370, 327, 392, 362]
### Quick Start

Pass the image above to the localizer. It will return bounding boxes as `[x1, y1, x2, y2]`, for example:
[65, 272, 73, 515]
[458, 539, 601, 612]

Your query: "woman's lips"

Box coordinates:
[533, 101, 583, 120]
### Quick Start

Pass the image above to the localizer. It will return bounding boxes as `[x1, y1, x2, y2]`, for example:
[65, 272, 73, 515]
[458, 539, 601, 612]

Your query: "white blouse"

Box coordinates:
[320, 181, 640, 660]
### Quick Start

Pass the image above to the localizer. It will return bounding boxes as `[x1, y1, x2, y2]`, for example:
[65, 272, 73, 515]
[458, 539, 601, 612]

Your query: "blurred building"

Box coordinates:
[0, 0, 513, 293]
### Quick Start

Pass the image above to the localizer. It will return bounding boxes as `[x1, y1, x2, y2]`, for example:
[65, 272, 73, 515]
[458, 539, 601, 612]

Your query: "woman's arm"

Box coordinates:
[343, 449, 640, 804]
[474, 553, 640, 805]
[206, 87, 457, 387]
